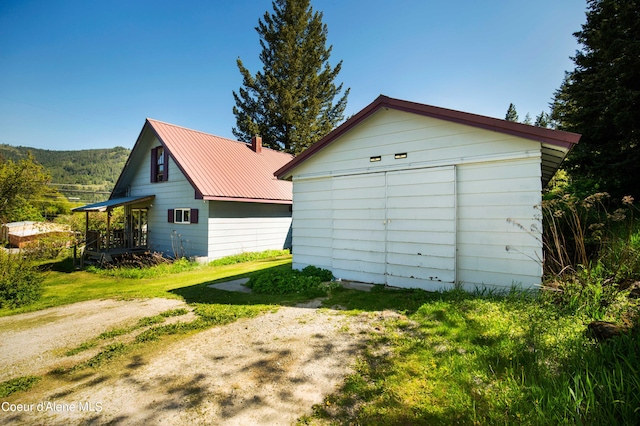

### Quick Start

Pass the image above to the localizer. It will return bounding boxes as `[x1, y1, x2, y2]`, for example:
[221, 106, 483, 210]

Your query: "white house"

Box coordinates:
[74, 119, 293, 261]
[275, 95, 581, 291]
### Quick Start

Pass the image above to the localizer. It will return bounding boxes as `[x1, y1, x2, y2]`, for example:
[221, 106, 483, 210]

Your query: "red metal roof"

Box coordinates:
[275, 95, 581, 181]
[147, 119, 292, 204]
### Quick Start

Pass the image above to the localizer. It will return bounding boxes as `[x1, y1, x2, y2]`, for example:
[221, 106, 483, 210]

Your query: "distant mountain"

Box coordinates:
[0, 144, 131, 203]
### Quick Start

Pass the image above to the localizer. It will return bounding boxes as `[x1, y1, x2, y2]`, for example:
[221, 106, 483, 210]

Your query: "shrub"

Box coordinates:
[301, 265, 334, 282]
[22, 233, 70, 260]
[248, 266, 335, 296]
[0, 251, 43, 308]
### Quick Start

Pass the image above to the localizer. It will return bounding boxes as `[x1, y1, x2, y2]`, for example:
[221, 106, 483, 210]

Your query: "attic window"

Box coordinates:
[151, 146, 169, 183]
[395, 153, 407, 159]
[370, 156, 381, 162]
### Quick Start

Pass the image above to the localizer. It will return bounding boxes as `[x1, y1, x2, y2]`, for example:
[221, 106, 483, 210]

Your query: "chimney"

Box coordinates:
[251, 135, 262, 154]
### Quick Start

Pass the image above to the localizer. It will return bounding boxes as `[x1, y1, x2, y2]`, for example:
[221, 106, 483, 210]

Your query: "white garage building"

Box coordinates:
[275, 96, 580, 291]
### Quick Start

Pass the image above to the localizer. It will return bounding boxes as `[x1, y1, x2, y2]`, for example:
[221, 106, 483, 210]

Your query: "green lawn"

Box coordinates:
[0, 255, 293, 317]
[299, 287, 640, 425]
[2, 253, 639, 425]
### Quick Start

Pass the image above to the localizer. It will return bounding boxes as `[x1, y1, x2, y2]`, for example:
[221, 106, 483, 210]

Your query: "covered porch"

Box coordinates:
[72, 195, 155, 265]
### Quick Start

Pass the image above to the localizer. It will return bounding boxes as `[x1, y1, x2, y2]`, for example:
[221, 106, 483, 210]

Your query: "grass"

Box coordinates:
[299, 286, 640, 425]
[0, 376, 41, 398]
[0, 252, 292, 317]
[2, 247, 639, 424]
[209, 249, 291, 266]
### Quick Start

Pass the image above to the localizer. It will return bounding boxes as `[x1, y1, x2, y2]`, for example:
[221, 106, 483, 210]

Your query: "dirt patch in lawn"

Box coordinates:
[0, 298, 191, 382]
[1, 299, 376, 425]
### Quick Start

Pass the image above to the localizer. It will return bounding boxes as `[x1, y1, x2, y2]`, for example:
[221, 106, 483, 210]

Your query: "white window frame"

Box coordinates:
[174, 208, 191, 224]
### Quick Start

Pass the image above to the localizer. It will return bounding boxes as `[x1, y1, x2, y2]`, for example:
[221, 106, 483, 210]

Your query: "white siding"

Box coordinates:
[386, 167, 456, 289]
[290, 108, 544, 290]
[291, 109, 541, 179]
[291, 178, 333, 270]
[207, 201, 292, 260]
[456, 158, 542, 289]
[127, 136, 209, 258]
[331, 173, 387, 283]
[293, 167, 457, 290]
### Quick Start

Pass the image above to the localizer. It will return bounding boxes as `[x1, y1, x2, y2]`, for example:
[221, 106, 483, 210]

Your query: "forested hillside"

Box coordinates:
[0, 144, 130, 185]
[0, 144, 130, 203]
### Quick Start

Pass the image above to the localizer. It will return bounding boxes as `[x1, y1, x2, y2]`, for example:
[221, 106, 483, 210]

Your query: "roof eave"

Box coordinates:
[202, 195, 292, 205]
[72, 195, 155, 212]
[110, 120, 153, 199]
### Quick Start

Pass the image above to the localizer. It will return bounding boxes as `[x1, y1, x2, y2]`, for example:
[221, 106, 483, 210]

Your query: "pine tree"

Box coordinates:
[522, 113, 532, 125]
[232, 0, 349, 154]
[534, 111, 551, 128]
[551, 0, 640, 198]
[505, 103, 519, 122]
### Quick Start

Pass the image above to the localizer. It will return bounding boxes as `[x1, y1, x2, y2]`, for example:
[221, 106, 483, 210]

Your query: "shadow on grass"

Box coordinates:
[169, 262, 459, 315]
[36, 256, 76, 273]
[169, 264, 316, 306]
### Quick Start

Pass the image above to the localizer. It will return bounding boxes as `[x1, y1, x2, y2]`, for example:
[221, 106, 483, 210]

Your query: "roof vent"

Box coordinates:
[251, 135, 262, 154]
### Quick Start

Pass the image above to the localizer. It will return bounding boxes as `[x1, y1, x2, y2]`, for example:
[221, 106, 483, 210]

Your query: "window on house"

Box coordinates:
[151, 146, 169, 182]
[168, 208, 198, 224]
[174, 208, 190, 224]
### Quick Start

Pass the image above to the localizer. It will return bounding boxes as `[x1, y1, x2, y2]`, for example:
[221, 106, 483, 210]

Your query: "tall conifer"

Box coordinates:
[551, 0, 640, 198]
[505, 103, 519, 122]
[232, 0, 349, 154]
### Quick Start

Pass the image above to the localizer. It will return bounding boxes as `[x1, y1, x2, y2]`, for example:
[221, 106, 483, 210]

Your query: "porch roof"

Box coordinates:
[72, 195, 155, 212]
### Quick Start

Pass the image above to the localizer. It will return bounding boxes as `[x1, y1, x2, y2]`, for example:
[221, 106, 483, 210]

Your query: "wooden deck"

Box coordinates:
[80, 247, 150, 267]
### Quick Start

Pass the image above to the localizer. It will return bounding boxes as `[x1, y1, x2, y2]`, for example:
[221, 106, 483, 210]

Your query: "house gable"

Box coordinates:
[284, 108, 544, 180]
[276, 95, 580, 186]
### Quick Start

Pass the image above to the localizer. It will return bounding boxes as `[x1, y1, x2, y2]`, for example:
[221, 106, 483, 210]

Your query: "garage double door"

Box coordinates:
[331, 166, 456, 288]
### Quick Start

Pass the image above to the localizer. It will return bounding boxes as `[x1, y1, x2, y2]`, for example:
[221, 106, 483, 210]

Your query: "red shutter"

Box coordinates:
[190, 208, 198, 224]
[150, 147, 157, 182]
[164, 148, 169, 181]
[168, 209, 174, 223]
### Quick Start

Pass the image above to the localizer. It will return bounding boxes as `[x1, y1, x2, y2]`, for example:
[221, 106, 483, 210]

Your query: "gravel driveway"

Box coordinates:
[0, 298, 375, 425]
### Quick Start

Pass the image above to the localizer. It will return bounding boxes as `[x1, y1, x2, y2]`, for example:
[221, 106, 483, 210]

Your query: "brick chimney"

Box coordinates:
[251, 135, 262, 154]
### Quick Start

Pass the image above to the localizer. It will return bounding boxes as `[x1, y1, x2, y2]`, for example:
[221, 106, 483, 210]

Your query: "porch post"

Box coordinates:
[106, 209, 111, 253]
[127, 208, 133, 248]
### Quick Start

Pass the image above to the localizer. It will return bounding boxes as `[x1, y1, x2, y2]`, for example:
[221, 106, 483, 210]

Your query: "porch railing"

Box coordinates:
[85, 229, 148, 252]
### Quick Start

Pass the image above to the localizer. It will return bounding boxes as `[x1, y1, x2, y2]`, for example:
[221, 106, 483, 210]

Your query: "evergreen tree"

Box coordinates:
[522, 113, 532, 125]
[551, 0, 640, 198]
[505, 103, 519, 122]
[232, 0, 349, 154]
[534, 111, 551, 128]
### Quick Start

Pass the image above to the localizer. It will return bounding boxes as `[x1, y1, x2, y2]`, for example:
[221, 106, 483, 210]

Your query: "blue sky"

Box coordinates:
[0, 0, 587, 151]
